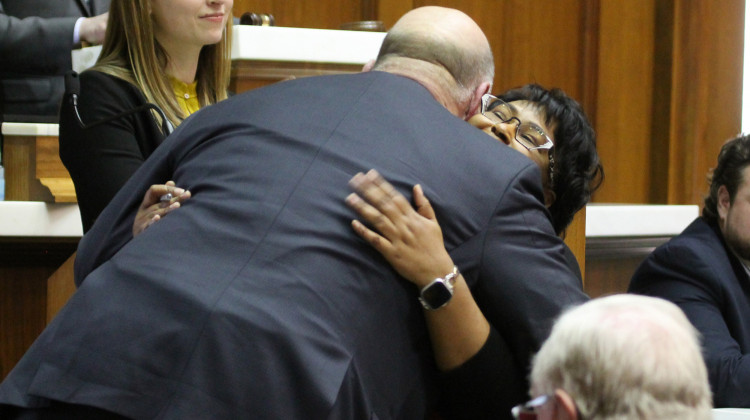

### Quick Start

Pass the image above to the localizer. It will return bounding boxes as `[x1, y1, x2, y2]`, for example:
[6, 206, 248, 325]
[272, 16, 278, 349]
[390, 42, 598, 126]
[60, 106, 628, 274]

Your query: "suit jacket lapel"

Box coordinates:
[75, 0, 93, 17]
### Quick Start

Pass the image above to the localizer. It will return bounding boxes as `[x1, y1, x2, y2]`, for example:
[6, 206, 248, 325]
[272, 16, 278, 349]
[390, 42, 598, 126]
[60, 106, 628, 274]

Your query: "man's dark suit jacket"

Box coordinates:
[0, 71, 587, 419]
[629, 217, 750, 407]
[0, 0, 110, 121]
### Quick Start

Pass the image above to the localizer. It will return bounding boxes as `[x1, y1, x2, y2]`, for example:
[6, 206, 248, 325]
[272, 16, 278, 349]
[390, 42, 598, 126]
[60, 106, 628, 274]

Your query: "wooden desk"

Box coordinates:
[3, 123, 75, 203]
[584, 204, 699, 297]
[0, 202, 82, 379]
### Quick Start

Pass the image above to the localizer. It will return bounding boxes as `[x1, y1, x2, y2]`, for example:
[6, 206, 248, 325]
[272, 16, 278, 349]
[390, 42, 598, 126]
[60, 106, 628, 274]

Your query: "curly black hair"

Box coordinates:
[702, 134, 750, 226]
[499, 84, 603, 235]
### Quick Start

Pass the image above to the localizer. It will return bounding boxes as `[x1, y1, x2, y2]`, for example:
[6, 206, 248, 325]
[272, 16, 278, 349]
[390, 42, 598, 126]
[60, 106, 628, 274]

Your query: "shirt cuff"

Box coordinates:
[73, 17, 85, 45]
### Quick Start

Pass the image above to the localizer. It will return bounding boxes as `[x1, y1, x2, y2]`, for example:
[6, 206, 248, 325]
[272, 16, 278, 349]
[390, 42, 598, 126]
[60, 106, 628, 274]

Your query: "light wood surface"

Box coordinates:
[3, 135, 75, 202]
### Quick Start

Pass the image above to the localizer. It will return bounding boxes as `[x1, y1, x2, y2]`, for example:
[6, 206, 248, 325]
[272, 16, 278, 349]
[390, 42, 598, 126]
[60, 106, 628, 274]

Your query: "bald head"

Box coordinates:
[373, 7, 494, 118]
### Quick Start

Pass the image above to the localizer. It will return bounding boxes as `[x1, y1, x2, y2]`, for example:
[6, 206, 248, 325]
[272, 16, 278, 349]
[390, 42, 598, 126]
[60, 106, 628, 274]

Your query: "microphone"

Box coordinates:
[65, 71, 173, 134]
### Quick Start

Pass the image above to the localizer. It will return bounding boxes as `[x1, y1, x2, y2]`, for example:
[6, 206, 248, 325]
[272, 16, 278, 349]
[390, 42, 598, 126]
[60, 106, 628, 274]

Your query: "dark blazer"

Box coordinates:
[59, 70, 166, 232]
[0, 72, 587, 419]
[629, 217, 750, 407]
[0, 0, 110, 121]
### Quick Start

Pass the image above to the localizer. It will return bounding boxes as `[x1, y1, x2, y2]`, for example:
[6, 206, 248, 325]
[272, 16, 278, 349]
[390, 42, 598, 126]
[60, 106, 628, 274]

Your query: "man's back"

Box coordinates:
[1, 71, 584, 419]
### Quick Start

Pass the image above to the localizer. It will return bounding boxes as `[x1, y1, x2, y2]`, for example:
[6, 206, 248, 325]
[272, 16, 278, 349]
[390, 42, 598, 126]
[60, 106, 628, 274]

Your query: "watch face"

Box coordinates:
[421, 280, 452, 309]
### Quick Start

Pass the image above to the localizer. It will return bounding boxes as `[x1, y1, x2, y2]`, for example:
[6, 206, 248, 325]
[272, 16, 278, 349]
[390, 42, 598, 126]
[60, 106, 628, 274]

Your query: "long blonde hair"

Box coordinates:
[93, 0, 232, 130]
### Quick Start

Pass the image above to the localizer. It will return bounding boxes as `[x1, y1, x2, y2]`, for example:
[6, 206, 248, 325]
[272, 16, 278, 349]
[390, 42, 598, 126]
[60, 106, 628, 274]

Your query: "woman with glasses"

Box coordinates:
[346, 84, 602, 419]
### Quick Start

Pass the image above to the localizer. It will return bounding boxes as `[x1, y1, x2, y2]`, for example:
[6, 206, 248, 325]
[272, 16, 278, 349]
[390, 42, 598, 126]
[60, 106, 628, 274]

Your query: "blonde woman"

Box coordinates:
[59, 0, 232, 232]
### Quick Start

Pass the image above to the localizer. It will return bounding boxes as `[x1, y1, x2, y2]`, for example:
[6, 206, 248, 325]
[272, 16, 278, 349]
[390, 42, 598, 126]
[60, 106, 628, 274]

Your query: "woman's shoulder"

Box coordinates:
[78, 69, 145, 105]
[80, 69, 132, 89]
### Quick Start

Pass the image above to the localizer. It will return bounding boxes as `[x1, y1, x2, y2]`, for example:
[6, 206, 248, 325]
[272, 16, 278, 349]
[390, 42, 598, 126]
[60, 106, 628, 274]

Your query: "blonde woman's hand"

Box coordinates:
[133, 181, 191, 237]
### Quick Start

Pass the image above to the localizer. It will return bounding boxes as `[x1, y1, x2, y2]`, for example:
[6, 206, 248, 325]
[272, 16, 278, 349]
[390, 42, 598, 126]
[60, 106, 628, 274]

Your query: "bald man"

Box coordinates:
[0, 7, 586, 419]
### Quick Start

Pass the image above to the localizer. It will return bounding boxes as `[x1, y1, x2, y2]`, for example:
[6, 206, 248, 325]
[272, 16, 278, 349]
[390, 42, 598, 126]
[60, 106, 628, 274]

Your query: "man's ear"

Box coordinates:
[464, 81, 492, 120]
[718, 185, 730, 226]
[361, 59, 376, 72]
[553, 389, 579, 420]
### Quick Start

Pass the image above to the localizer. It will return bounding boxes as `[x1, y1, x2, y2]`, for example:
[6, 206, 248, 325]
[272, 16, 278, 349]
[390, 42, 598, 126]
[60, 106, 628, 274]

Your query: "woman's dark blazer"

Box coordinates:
[59, 70, 166, 232]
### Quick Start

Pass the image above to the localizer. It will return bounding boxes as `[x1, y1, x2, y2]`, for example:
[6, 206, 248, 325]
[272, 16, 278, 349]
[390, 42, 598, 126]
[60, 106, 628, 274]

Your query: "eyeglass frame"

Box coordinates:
[480, 94, 554, 152]
[480, 94, 556, 188]
[511, 394, 551, 420]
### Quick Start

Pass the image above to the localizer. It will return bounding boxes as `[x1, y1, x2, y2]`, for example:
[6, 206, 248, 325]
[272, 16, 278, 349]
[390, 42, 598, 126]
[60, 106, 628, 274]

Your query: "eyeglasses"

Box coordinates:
[481, 94, 556, 188]
[511, 394, 551, 420]
[480, 94, 554, 152]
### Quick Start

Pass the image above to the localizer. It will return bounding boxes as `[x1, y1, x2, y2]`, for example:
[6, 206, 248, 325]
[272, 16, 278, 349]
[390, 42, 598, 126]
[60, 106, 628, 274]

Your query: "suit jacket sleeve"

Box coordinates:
[0, 6, 77, 75]
[439, 163, 588, 419]
[630, 240, 750, 407]
[72, 120, 181, 286]
[479, 162, 588, 366]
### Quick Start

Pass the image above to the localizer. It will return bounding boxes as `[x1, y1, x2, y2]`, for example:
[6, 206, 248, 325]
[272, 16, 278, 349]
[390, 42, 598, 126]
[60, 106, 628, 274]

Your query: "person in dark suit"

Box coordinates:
[0, 0, 109, 122]
[0, 6, 586, 419]
[629, 134, 750, 408]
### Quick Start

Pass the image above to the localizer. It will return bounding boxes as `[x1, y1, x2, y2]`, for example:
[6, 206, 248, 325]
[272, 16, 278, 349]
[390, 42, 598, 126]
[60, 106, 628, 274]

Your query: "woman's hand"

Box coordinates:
[346, 169, 455, 288]
[133, 181, 191, 237]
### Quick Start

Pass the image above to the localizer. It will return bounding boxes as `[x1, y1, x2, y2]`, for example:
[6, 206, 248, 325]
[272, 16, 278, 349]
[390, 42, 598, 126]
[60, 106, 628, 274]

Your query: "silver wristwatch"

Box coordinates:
[418, 266, 459, 310]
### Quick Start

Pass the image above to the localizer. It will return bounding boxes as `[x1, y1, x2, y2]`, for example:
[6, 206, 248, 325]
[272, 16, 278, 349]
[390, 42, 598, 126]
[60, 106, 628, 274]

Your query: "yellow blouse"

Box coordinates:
[170, 77, 200, 115]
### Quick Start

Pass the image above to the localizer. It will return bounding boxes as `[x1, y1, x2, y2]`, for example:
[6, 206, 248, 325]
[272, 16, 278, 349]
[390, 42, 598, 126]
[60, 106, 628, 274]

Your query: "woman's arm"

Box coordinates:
[346, 169, 490, 370]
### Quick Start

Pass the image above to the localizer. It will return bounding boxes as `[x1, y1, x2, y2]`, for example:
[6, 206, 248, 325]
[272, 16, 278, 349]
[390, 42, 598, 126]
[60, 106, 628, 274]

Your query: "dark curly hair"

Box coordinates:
[499, 84, 603, 235]
[702, 134, 750, 226]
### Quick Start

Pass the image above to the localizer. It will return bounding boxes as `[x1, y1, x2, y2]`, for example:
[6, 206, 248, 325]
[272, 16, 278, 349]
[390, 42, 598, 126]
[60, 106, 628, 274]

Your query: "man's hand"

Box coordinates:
[79, 12, 108, 45]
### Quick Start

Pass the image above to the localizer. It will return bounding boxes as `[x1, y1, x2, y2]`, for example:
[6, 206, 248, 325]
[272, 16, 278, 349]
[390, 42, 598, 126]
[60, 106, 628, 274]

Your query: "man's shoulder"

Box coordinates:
[661, 218, 723, 254]
[633, 217, 731, 282]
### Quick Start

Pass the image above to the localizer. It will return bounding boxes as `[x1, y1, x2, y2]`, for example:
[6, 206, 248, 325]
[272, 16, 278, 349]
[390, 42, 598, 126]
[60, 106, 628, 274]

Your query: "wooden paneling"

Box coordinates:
[666, 1, 744, 206]
[4, 135, 76, 202]
[378, 0, 587, 100]
[230, 0, 745, 209]
[46, 253, 77, 324]
[593, 0, 657, 203]
[4, 135, 54, 202]
[584, 236, 672, 297]
[232, 0, 365, 29]
[565, 208, 587, 280]
[593, 0, 744, 205]
[0, 266, 50, 379]
[230, 60, 363, 94]
[0, 239, 78, 379]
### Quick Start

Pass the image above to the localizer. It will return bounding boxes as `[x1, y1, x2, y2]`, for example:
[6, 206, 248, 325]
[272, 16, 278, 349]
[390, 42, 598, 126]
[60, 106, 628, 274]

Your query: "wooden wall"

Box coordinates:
[232, 0, 744, 291]
[233, 0, 745, 208]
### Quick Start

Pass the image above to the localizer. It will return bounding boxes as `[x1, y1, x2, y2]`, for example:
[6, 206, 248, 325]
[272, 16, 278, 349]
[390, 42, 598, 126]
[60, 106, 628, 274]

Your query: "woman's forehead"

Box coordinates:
[508, 100, 556, 137]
